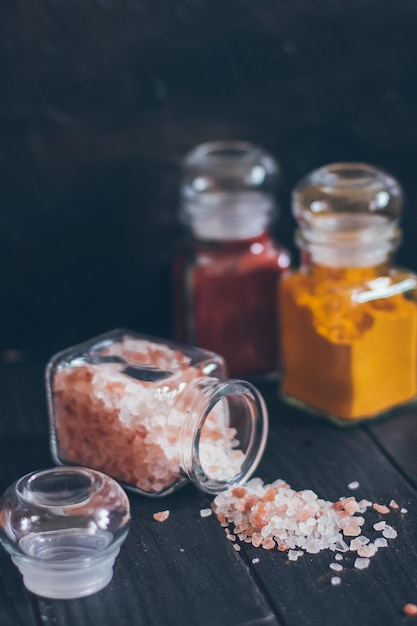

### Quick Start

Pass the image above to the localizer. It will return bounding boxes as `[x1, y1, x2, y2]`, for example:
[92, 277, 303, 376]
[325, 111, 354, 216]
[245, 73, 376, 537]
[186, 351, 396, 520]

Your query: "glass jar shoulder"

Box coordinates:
[175, 234, 290, 274]
[281, 265, 417, 302]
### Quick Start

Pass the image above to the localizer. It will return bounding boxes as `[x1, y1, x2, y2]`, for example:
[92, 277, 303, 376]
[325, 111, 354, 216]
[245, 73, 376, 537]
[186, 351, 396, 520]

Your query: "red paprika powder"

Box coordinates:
[173, 141, 290, 378]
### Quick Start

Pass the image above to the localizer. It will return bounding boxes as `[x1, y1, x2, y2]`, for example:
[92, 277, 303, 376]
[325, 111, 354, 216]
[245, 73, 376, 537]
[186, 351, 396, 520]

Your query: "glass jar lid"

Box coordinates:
[180, 140, 280, 240]
[0, 466, 130, 599]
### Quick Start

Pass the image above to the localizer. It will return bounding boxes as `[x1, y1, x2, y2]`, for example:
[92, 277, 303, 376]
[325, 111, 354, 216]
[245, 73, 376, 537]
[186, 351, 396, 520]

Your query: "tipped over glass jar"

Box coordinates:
[46, 329, 268, 497]
[279, 162, 417, 423]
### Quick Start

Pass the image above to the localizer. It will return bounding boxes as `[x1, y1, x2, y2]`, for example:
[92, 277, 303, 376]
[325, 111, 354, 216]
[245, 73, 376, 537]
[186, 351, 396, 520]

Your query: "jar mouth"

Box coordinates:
[183, 140, 265, 165]
[181, 380, 268, 494]
[17, 467, 99, 508]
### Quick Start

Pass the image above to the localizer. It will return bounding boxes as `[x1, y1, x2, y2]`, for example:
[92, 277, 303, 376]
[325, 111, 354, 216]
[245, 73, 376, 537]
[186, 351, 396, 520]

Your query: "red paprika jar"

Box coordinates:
[173, 141, 290, 378]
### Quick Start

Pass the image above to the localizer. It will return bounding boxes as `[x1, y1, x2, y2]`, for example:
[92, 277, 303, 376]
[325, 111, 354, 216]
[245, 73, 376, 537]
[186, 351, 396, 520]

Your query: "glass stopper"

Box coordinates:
[0, 466, 130, 599]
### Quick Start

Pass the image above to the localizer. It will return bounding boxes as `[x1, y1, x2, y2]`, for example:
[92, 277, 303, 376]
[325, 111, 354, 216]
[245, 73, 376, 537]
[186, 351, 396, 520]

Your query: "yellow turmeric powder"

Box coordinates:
[280, 264, 417, 421]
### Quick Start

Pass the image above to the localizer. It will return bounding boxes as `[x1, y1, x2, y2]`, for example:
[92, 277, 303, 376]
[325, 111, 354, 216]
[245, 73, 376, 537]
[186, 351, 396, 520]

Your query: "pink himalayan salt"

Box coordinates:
[389, 500, 400, 510]
[153, 510, 170, 522]
[213, 478, 399, 567]
[403, 604, 417, 616]
[373, 503, 390, 514]
[52, 338, 244, 493]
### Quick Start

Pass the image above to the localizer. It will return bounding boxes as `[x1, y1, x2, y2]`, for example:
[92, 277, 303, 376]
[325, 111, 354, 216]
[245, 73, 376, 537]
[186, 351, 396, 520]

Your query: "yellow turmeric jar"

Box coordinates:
[280, 162, 417, 422]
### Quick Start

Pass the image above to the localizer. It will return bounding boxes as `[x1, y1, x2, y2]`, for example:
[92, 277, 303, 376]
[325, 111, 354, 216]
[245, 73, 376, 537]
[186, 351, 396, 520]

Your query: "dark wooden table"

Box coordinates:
[0, 360, 416, 626]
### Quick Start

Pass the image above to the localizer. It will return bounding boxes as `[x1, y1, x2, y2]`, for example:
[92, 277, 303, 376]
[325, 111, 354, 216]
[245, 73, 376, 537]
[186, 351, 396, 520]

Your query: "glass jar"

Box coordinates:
[173, 140, 290, 379]
[46, 329, 268, 496]
[279, 162, 417, 423]
[0, 466, 130, 599]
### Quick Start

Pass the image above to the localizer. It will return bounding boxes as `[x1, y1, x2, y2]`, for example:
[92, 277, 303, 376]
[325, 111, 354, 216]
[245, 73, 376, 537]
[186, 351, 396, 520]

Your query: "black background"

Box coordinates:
[1, 0, 417, 356]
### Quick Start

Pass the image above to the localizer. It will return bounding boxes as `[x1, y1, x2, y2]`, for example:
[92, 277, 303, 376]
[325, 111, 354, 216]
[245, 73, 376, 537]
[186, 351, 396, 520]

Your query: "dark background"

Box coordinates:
[1, 0, 417, 358]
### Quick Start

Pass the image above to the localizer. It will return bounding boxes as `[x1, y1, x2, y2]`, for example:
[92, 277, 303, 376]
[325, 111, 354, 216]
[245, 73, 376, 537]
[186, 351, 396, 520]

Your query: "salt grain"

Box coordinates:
[329, 563, 343, 572]
[288, 550, 300, 561]
[252, 558, 260, 564]
[348, 481, 360, 490]
[401, 508, 408, 514]
[354, 557, 370, 570]
[331, 576, 342, 586]
[233, 544, 241, 552]
[382, 525, 397, 539]
[373, 503, 390, 515]
[357, 544, 377, 558]
[335, 554, 343, 561]
[373, 521, 386, 531]
[200, 508, 212, 518]
[389, 499, 399, 510]
[153, 510, 170, 522]
[403, 604, 417, 616]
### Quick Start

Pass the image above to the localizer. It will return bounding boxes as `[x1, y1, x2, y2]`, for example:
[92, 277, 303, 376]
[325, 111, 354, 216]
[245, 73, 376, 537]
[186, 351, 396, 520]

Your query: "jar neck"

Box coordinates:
[296, 224, 401, 269]
[179, 377, 268, 494]
[300, 255, 391, 282]
[185, 230, 272, 250]
[180, 193, 275, 242]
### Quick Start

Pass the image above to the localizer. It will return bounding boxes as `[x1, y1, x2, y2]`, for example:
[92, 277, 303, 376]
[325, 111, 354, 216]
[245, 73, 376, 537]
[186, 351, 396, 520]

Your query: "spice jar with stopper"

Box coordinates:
[279, 162, 417, 423]
[46, 328, 268, 496]
[173, 140, 290, 379]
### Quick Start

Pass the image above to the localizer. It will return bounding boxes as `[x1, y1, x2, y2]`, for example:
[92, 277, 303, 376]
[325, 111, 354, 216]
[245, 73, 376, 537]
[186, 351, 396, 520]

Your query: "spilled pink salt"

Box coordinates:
[213, 478, 401, 578]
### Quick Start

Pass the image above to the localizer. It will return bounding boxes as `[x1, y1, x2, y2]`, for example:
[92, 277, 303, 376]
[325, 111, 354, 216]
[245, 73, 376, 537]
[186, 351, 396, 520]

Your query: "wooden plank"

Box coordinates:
[1, 364, 417, 625]
[366, 409, 417, 490]
[230, 385, 417, 626]
[0, 365, 280, 626]
[36, 488, 280, 626]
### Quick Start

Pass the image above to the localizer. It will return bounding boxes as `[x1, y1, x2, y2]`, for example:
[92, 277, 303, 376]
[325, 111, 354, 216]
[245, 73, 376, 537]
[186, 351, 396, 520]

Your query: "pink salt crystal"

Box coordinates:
[344, 500, 359, 515]
[251, 533, 263, 548]
[354, 557, 370, 570]
[403, 604, 417, 616]
[329, 563, 343, 572]
[226, 534, 236, 542]
[401, 508, 408, 514]
[331, 576, 341, 586]
[373, 503, 390, 514]
[373, 521, 386, 531]
[153, 510, 170, 522]
[357, 544, 377, 558]
[233, 544, 241, 552]
[335, 554, 343, 562]
[382, 526, 397, 539]
[252, 558, 260, 564]
[389, 500, 399, 510]
[347, 481, 359, 490]
[341, 524, 362, 537]
[262, 538, 276, 550]
[288, 550, 299, 561]
[200, 508, 212, 518]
